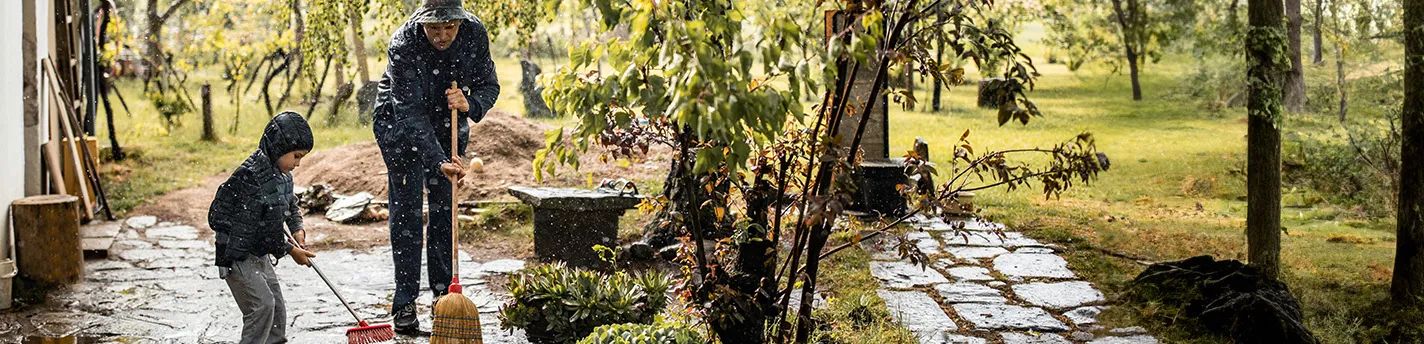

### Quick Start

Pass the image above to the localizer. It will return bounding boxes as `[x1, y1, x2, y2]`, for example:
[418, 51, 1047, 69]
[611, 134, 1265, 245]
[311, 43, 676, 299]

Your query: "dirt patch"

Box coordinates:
[292, 109, 670, 201]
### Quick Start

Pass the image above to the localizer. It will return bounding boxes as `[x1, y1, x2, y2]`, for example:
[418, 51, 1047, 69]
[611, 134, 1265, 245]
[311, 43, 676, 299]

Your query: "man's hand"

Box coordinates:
[289, 246, 316, 267]
[446, 87, 470, 113]
[440, 156, 466, 185]
[292, 230, 306, 247]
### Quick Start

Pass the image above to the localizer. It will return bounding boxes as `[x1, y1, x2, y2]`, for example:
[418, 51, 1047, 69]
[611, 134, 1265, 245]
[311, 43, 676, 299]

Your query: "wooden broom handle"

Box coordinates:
[450, 81, 460, 278]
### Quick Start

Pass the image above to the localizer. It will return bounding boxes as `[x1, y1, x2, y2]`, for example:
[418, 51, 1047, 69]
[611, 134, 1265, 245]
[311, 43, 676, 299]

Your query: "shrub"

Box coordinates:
[499, 263, 671, 344]
[1284, 115, 1401, 217]
[575, 323, 703, 344]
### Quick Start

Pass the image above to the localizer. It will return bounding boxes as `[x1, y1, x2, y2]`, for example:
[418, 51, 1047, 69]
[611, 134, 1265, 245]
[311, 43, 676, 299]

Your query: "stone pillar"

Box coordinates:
[826, 10, 890, 162]
[827, 10, 905, 217]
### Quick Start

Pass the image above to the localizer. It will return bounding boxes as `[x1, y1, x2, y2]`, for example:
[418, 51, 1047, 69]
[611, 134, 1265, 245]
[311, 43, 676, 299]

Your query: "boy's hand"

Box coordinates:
[292, 230, 306, 247]
[289, 247, 316, 267]
[446, 87, 470, 113]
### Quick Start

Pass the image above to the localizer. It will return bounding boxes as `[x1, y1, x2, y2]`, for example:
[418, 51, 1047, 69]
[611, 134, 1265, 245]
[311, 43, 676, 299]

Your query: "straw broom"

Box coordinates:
[432, 81, 482, 343]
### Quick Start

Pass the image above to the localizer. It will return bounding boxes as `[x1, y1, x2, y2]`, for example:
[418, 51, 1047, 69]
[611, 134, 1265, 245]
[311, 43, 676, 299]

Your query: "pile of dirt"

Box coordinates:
[293, 109, 670, 201]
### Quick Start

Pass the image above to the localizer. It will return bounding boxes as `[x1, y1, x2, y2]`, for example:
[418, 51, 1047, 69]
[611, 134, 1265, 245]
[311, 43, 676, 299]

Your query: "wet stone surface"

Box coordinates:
[934, 282, 1006, 304]
[144, 226, 200, 241]
[878, 290, 958, 341]
[992, 254, 1077, 279]
[157, 240, 213, 250]
[125, 216, 158, 229]
[941, 232, 1045, 248]
[944, 266, 995, 282]
[1088, 335, 1160, 344]
[952, 303, 1069, 332]
[871, 261, 950, 288]
[936, 334, 988, 344]
[0, 219, 532, 344]
[1065, 306, 1104, 325]
[1012, 281, 1105, 309]
[944, 246, 1011, 260]
[1001, 332, 1073, 344]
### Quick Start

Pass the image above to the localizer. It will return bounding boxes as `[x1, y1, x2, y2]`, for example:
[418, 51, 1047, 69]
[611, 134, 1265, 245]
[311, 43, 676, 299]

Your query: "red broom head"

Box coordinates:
[346, 321, 395, 344]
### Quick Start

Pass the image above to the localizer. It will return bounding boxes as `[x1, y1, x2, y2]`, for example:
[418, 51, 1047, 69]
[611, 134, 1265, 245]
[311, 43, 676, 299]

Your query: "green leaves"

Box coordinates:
[500, 263, 671, 343]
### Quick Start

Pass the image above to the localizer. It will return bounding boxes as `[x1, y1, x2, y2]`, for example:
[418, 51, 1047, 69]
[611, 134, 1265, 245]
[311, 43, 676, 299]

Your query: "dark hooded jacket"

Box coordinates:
[208, 112, 314, 267]
[373, 17, 500, 172]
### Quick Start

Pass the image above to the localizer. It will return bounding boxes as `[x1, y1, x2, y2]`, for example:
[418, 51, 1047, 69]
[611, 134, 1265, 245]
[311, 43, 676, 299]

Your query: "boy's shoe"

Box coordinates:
[392, 304, 430, 337]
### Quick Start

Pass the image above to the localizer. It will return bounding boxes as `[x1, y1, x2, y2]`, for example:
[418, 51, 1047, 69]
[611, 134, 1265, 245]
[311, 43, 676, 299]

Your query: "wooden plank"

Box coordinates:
[61, 136, 98, 219]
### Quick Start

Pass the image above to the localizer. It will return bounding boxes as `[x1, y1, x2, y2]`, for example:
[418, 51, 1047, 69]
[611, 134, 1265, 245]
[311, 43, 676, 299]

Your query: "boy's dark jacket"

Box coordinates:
[208, 112, 314, 267]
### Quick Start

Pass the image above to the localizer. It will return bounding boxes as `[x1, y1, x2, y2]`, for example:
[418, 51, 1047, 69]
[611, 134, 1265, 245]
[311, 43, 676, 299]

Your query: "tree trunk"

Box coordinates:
[1126, 48, 1143, 101]
[201, 83, 216, 141]
[143, 0, 162, 82]
[1311, 0, 1324, 65]
[1247, 0, 1285, 278]
[304, 56, 333, 117]
[1337, 45, 1347, 121]
[100, 80, 122, 160]
[277, 0, 304, 112]
[933, 34, 944, 112]
[262, 52, 291, 116]
[328, 81, 354, 127]
[348, 5, 370, 84]
[711, 173, 775, 343]
[1393, 0, 1424, 307]
[96, 1, 123, 161]
[141, 0, 190, 83]
[1284, 0, 1307, 113]
[1111, 0, 1143, 101]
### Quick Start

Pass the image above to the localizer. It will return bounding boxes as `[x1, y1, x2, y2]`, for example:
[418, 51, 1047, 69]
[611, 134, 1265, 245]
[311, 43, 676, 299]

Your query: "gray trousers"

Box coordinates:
[224, 254, 287, 344]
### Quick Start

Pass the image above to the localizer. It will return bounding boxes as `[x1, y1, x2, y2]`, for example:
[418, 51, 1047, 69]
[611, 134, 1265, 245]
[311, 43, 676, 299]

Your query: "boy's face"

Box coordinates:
[277, 150, 309, 174]
[423, 20, 461, 51]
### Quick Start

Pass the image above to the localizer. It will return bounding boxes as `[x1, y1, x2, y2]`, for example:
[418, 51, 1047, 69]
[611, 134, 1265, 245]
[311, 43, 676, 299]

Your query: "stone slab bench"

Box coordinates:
[507, 186, 642, 269]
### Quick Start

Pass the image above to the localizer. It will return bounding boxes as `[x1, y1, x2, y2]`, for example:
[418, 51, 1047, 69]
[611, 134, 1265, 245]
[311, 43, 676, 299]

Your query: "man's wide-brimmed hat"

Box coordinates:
[411, 0, 475, 24]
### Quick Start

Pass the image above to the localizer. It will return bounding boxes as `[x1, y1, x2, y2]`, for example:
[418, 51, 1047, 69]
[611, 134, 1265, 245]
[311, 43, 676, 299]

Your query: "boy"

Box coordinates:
[208, 111, 319, 344]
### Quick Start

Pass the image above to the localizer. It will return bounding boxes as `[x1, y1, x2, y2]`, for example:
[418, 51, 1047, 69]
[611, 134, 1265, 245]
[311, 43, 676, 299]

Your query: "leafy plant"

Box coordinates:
[499, 263, 672, 344]
[576, 323, 704, 344]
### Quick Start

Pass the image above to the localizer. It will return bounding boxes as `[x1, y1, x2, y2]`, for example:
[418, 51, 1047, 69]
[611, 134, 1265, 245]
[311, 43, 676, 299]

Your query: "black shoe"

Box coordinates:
[392, 304, 429, 337]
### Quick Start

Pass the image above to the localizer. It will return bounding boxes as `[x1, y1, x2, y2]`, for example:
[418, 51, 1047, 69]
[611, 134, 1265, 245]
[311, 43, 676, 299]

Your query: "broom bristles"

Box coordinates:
[431, 292, 483, 343]
[346, 322, 395, 344]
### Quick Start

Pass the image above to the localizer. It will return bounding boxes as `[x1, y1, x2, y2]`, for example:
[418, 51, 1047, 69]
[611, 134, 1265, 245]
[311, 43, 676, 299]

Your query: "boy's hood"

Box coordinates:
[258, 111, 314, 163]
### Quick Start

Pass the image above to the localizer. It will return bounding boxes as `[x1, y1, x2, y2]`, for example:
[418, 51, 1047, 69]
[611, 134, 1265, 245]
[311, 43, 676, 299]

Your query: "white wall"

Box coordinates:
[1, 0, 29, 260]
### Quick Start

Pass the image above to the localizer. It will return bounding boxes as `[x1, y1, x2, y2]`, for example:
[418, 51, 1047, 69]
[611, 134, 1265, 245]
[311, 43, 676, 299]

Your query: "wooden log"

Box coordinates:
[12, 195, 83, 285]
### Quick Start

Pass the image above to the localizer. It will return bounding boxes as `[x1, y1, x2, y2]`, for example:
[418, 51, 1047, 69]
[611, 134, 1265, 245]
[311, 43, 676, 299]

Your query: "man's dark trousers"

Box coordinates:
[377, 117, 469, 310]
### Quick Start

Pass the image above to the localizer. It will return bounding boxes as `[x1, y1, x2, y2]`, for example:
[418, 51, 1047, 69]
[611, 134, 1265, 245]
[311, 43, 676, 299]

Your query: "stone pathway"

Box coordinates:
[0, 216, 533, 344]
[865, 215, 1157, 344]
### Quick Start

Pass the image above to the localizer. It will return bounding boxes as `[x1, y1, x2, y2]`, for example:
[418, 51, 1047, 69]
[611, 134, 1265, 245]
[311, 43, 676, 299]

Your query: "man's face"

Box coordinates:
[423, 20, 461, 51]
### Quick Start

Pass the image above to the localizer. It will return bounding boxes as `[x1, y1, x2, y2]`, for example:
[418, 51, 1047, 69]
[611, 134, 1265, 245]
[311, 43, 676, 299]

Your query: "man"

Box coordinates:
[372, 0, 499, 336]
